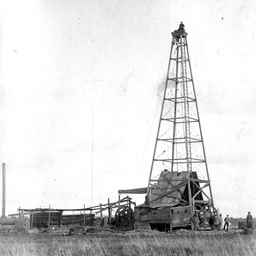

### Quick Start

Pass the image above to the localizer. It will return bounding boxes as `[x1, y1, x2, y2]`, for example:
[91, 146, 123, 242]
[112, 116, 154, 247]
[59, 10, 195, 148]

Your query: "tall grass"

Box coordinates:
[122, 234, 256, 256]
[0, 233, 255, 256]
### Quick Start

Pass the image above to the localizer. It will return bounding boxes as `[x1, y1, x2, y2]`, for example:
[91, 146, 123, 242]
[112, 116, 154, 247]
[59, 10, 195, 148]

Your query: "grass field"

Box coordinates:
[0, 232, 255, 256]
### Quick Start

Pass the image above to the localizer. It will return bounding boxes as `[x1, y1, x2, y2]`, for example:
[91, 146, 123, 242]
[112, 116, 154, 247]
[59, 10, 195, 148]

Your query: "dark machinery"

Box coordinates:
[115, 205, 134, 229]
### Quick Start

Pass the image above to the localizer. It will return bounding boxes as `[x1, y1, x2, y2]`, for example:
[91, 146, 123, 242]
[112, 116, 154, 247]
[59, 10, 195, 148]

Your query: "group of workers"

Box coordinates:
[192, 211, 253, 232]
[222, 212, 253, 232]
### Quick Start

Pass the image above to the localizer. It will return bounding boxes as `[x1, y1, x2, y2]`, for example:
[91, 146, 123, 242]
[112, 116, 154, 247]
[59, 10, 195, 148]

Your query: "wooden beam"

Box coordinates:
[30, 213, 33, 230]
[190, 178, 209, 183]
[118, 187, 147, 194]
[165, 194, 188, 203]
[100, 203, 103, 219]
[19, 196, 135, 216]
[149, 181, 188, 203]
[192, 187, 210, 201]
[48, 205, 51, 228]
[83, 204, 85, 228]
[194, 200, 210, 204]
[108, 198, 110, 224]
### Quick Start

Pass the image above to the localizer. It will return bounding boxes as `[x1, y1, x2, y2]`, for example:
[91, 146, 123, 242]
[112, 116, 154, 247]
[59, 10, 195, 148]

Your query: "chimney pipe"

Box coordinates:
[2, 163, 6, 218]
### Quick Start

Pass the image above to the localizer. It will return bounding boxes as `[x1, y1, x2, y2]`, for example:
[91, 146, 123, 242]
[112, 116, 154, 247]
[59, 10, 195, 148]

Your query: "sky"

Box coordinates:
[0, 0, 256, 218]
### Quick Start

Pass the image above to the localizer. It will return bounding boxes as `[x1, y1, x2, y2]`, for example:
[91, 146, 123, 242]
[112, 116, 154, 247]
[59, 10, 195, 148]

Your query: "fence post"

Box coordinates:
[108, 198, 110, 225]
[48, 205, 51, 228]
[100, 203, 103, 219]
[60, 211, 62, 230]
[30, 213, 34, 230]
[109, 200, 112, 226]
[83, 204, 85, 228]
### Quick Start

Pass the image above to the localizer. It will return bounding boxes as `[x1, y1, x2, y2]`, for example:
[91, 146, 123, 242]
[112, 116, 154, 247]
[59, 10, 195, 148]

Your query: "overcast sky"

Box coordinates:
[0, 0, 256, 218]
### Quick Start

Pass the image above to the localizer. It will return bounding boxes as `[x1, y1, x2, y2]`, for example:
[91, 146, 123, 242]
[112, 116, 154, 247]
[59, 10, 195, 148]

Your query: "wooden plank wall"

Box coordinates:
[31, 212, 62, 228]
[30, 212, 95, 228]
[62, 214, 94, 227]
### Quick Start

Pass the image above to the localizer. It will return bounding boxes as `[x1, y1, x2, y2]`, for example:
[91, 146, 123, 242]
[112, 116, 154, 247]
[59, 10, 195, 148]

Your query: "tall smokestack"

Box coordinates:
[2, 163, 6, 218]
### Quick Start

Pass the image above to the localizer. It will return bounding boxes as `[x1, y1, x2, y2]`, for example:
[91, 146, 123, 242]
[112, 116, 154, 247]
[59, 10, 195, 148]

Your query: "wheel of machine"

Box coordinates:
[115, 205, 135, 229]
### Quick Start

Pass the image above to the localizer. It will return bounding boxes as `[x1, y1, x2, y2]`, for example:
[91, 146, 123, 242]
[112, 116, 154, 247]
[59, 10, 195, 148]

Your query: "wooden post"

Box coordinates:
[118, 194, 120, 209]
[170, 208, 173, 232]
[48, 205, 51, 228]
[18, 206, 21, 219]
[109, 203, 112, 226]
[191, 202, 194, 232]
[83, 204, 85, 228]
[100, 203, 103, 220]
[108, 198, 110, 225]
[30, 213, 34, 230]
[59, 211, 62, 229]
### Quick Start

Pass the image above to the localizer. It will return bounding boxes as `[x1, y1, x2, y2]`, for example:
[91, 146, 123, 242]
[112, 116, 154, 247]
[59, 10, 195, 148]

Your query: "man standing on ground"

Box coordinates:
[209, 214, 215, 230]
[246, 212, 253, 229]
[191, 212, 200, 231]
[223, 214, 230, 232]
[217, 214, 223, 231]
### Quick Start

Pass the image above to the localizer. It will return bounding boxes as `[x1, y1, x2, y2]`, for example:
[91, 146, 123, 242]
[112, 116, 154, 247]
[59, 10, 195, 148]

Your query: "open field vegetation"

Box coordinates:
[0, 233, 255, 256]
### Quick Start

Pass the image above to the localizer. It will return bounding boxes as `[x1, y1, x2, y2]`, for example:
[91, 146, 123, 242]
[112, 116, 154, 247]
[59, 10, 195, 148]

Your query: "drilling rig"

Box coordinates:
[118, 22, 216, 231]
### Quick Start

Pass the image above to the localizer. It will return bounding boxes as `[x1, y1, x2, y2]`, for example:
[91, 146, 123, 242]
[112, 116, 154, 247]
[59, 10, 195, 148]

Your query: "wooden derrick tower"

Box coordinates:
[119, 22, 216, 231]
[146, 23, 214, 212]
